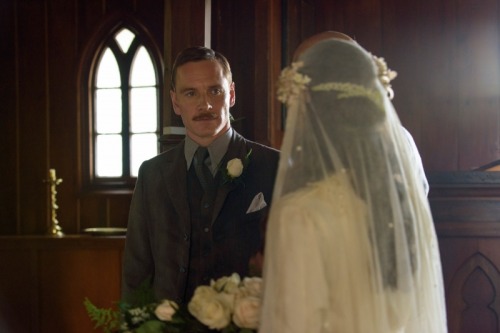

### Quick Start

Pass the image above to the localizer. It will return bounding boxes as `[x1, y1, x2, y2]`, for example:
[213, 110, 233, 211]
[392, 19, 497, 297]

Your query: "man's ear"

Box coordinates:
[229, 82, 236, 107]
[170, 90, 181, 115]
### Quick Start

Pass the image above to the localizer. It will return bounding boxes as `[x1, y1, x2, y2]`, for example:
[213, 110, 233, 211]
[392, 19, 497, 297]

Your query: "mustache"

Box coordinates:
[193, 112, 217, 121]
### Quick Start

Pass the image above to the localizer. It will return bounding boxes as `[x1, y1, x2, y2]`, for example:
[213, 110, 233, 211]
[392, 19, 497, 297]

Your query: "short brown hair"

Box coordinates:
[170, 46, 232, 90]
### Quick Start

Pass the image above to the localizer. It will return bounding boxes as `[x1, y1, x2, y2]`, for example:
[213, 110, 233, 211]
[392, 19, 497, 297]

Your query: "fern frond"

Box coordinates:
[84, 297, 121, 333]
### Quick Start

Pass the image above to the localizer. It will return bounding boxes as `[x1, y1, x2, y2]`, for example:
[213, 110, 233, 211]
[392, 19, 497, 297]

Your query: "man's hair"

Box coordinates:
[170, 46, 232, 90]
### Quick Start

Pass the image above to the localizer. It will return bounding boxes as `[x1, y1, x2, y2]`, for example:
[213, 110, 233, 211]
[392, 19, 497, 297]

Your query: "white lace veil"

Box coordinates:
[260, 39, 447, 332]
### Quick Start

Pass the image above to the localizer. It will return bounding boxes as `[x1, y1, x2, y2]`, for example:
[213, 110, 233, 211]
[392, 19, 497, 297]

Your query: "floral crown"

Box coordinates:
[372, 55, 397, 99]
[276, 54, 397, 109]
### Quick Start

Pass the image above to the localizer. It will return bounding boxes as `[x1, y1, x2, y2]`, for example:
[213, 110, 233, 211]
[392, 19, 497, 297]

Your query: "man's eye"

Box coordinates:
[184, 91, 195, 97]
[210, 88, 223, 95]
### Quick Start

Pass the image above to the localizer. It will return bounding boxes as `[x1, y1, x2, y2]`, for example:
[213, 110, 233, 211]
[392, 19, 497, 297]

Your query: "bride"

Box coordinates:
[259, 33, 447, 332]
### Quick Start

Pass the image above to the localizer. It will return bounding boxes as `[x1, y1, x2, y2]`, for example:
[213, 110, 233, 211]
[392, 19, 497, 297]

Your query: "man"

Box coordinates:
[122, 46, 279, 304]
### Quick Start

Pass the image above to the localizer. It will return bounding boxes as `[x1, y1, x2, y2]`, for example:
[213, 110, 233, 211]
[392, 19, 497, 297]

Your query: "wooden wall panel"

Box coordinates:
[342, 0, 382, 54]
[0, 0, 165, 236]
[418, 0, 459, 171]
[438, 237, 500, 333]
[280, 0, 500, 173]
[47, 0, 79, 235]
[254, 0, 282, 147]
[162, 0, 205, 130]
[456, 0, 500, 170]
[430, 178, 500, 333]
[0, 0, 18, 234]
[211, 0, 257, 141]
[282, 0, 317, 66]
[0, 236, 124, 333]
[0, 249, 37, 333]
[39, 248, 122, 333]
[210, 0, 282, 147]
[17, 0, 50, 234]
[381, 0, 423, 147]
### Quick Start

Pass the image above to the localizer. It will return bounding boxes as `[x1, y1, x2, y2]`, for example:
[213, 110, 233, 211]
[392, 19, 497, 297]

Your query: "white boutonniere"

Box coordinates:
[223, 149, 252, 185]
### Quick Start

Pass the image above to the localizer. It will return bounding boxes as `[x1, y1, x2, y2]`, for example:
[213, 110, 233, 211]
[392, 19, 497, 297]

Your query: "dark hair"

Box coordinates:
[170, 46, 232, 90]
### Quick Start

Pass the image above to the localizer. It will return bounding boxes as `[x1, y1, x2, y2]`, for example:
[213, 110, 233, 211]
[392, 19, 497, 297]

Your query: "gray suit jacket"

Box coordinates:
[122, 130, 279, 303]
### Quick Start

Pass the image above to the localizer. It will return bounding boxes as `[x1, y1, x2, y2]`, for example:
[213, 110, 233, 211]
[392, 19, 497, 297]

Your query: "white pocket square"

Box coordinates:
[246, 192, 267, 213]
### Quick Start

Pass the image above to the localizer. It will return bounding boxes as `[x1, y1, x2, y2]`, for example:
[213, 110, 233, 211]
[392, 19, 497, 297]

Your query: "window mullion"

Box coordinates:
[119, 51, 132, 179]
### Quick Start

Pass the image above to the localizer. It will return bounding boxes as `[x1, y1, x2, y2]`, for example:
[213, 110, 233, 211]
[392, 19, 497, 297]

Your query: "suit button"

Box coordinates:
[204, 227, 209, 232]
[203, 202, 210, 209]
[183, 233, 189, 241]
[180, 266, 186, 273]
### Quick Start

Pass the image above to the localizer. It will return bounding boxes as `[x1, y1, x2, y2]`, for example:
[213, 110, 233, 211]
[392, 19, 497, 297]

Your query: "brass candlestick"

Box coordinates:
[46, 168, 64, 237]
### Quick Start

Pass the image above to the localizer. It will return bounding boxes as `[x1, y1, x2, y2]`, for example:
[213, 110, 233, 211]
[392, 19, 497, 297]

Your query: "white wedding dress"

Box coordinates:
[259, 38, 447, 333]
[260, 171, 446, 333]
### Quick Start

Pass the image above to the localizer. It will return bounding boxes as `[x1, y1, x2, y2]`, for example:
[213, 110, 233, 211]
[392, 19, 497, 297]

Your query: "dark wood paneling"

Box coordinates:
[47, 0, 79, 234]
[18, 0, 49, 234]
[0, 236, 124, 333]
[418, 0, 459, 171]
[456, 0, 500, 170]
[39, 248, 122, 332]
[3, 0, 500, 231]
[381, 0, 423, 147]
[211, 0, 282, 147]
[281, 0, 500, 173]
[0, 0, 18, 234]
[0, 249, 37, 332]
[0, 0, 165, 236]
[438, 237, 500, 333]
[282, 0, 317, 66]
[212, 0, 257, 140]
[162, 0, 205, 130]
[430, 174, 500, 333]
[109, 194, 132, 227]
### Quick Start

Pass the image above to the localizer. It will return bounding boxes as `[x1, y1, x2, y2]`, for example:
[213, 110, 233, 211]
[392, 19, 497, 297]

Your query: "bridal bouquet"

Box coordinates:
[85, 273, 262, 333]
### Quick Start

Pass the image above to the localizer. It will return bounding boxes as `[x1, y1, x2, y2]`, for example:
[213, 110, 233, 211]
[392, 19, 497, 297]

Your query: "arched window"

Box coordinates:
[84, 25, 161, 189]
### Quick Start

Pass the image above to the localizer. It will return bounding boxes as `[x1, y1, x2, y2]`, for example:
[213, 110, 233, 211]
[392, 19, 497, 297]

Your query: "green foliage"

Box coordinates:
[83, 297, 121, 333]
[135, 320, 166, 333]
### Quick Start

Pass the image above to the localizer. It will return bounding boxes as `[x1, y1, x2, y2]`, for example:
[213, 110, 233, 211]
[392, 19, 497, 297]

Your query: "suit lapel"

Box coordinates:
[163, 143, 191, 224]
[210, 131, 249, 224]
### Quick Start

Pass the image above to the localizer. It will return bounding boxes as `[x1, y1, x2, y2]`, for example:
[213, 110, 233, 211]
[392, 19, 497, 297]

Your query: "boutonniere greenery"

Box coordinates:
[222, 149, 252, 185]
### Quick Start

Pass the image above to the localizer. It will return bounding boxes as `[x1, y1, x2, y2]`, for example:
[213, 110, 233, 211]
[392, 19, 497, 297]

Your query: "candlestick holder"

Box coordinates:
[45, 168, 64, 237]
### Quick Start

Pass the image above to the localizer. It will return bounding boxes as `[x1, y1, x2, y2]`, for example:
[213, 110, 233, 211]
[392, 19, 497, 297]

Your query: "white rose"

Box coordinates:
[211, 273, 241, 294]
[154, 299, 178, 321]
[240, 277, 263, 297]
[188, 286, 232, 330]
[227, 158, 244, 178]
[232, 296, 261, 329]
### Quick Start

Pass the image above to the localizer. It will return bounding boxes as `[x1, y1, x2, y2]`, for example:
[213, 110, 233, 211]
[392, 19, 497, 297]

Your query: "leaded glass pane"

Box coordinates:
[130, 133, 157, 177]
[95, 89, 122, 133]
[96, 134, 122, 177]
[96, 48, 120, 88]
[115, 28, 135, 53]
[130, 87, 157, 133]
[130, 46, 155, 87]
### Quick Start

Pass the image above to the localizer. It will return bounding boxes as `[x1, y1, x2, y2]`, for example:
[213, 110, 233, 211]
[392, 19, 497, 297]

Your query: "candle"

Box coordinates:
[49, 168, 56, 180]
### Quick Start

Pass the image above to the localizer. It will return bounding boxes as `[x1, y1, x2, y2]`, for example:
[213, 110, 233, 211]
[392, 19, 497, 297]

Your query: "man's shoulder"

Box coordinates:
[232, 130, 279, 155]
[142, 141, 184, 167]
[247, 140, 280, 154]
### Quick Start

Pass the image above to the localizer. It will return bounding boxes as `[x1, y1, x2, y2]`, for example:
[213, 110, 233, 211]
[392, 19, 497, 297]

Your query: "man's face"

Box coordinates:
[170, 60, 235, 146]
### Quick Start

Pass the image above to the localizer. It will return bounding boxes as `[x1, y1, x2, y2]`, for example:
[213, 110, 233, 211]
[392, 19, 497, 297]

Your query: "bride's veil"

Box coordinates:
[260, 39, 447, 332]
